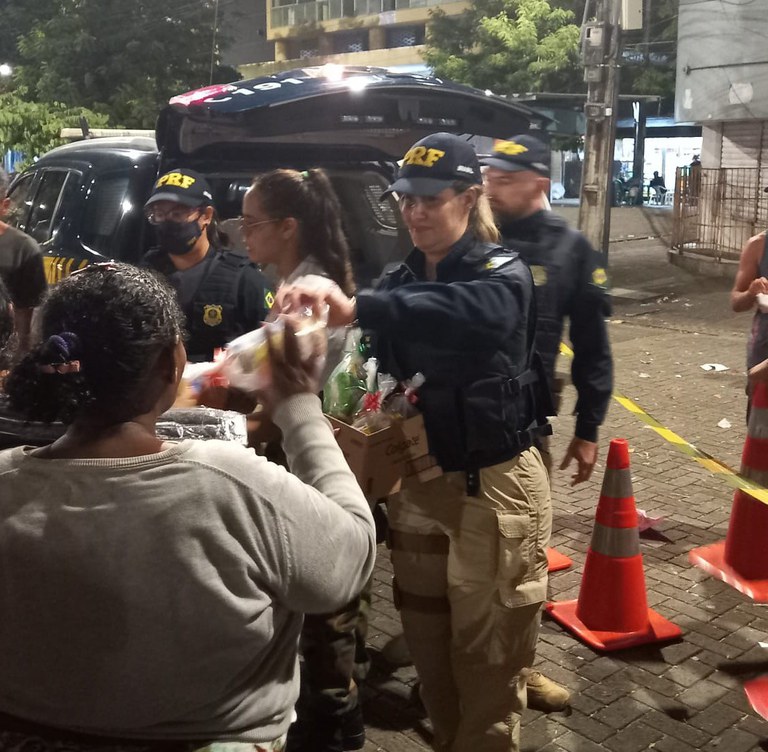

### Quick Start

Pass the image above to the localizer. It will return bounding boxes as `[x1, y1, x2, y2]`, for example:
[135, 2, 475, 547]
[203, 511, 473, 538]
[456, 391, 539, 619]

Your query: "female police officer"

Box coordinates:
[277, 133, 552, 752]
[142, 168, 273, 362]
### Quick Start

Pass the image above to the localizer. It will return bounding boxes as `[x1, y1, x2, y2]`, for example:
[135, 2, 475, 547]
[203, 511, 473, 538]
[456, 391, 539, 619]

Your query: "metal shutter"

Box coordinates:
[721, 120, 767, 169]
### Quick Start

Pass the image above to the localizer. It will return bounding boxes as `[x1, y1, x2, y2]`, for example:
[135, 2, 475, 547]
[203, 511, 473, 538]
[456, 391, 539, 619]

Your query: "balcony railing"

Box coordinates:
[271, 0, 445, 27]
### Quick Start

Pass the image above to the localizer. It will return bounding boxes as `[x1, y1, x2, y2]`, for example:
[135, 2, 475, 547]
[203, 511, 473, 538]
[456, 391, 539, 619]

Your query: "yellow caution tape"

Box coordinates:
[559, 342, 768, 506]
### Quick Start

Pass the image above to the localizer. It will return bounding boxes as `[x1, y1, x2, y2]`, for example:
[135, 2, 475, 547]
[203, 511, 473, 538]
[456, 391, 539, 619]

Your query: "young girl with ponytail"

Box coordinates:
[241, 169, 366, 752]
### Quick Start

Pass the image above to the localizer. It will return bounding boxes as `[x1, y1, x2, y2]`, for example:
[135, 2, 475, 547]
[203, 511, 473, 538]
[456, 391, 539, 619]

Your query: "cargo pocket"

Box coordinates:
[496, 511, 530, 607]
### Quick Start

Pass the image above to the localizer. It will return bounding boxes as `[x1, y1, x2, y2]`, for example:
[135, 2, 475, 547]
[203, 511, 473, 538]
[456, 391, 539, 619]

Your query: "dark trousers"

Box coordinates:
[301, 597, 361, 717]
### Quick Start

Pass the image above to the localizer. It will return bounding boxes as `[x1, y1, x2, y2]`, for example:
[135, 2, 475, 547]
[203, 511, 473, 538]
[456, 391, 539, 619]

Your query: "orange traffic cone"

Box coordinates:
[546, 438, 682, 651]
[547, 547, 573, 572]
[689, 382, 768, 600]
[745, 676, 768, 720]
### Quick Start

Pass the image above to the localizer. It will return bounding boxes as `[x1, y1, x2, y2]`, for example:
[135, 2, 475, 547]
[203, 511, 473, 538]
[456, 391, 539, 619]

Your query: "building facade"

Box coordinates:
[238, 0, 469, 78]
[221, 0, 275, 69]
[674, 0, 768, 263]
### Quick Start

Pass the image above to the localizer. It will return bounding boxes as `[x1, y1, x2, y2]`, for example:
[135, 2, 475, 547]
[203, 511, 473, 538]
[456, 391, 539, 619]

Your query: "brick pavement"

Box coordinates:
[356, 237, 768, 751]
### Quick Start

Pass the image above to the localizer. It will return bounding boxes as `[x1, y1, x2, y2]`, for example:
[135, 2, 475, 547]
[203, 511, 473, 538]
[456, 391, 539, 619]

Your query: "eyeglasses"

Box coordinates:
[239, 217, 279, 232]
[145, 207, 202, 225]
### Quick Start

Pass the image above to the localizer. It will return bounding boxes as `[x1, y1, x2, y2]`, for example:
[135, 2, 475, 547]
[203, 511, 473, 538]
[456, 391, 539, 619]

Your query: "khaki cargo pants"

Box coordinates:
[387, 448, 551, 752]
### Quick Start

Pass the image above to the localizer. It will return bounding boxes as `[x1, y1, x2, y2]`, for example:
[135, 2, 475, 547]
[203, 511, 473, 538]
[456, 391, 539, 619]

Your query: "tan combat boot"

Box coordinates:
[523, 668, 571, 712]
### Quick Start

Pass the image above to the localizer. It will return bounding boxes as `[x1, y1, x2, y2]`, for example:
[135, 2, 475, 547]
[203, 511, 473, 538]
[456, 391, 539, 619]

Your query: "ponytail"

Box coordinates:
[4, 265, 184, 425]
[452, 182, 500, 244]
[250, 169, 355, 295]
[6, 332, 92, 424]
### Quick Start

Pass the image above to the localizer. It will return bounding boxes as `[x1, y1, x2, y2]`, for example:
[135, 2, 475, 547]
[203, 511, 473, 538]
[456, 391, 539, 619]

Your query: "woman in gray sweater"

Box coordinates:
[0, 263, 375, 751]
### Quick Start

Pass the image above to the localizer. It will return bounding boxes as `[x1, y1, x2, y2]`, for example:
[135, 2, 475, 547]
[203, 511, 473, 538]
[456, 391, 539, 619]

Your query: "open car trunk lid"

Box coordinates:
[156, 66, 547, 164]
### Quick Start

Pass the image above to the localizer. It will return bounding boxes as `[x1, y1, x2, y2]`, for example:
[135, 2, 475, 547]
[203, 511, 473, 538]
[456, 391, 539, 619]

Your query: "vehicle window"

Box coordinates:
[26, 171, 69, 244]
[363, 182, 399, 230]
[6, 173, 36, 229]
[81, 174, 131, 255]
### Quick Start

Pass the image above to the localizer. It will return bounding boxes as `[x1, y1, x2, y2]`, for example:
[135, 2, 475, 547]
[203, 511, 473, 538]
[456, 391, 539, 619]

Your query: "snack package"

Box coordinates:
[182, 306, 329, 396]
[226, 306, 328, 392]
[323, 331, 367, 420]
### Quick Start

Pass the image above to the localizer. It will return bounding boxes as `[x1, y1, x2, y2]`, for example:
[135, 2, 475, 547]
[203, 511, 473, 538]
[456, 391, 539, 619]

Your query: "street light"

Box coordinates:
[0, 64, 12, 77]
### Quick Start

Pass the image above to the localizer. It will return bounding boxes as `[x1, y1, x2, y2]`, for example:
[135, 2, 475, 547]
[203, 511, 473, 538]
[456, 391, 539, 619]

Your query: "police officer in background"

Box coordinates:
[142, 169, 272, 362]
[481, 134, 612, 714]
[481, 134, 612, 481]
[278, 133, 553, 752]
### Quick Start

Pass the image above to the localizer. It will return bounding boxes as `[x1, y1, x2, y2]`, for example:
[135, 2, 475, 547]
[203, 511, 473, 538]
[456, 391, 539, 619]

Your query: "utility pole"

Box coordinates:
[209, 0, 221, 86]
[577, 0, 622, 259]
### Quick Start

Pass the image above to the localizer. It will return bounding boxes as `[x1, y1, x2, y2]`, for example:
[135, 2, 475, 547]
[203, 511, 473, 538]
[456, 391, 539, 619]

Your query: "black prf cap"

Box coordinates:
[145, 168, 214, 209]
[382, 133, 482, 198]
[479, 134, 550, 177]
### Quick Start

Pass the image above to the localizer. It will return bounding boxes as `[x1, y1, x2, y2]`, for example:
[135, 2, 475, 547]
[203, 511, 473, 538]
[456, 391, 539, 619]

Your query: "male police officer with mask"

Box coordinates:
[481, 135, 612, 484]
[142, 169, 272, 362]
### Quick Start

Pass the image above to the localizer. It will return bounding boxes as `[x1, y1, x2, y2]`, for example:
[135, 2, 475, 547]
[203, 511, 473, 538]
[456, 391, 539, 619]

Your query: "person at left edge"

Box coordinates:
[0, 168, 47, 354]
[141, 168, 273, 362]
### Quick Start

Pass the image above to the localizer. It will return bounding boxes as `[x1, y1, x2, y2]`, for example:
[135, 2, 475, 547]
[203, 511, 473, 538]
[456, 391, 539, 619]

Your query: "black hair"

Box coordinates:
[250, 169, 355, 296]
[4, 263, 184, 425]
[0, 277, 14, 370]
[205, 206, 230, 249]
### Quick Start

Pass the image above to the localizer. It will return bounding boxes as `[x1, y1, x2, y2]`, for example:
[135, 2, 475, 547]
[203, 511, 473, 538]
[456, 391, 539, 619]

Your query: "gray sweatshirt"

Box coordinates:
[0, 394, 375, 743]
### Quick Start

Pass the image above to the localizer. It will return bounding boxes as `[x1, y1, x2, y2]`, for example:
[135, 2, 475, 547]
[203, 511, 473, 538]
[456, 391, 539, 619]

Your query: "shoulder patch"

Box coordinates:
[265, 290, 275, 309]
[592, 267, 608, 287]
[484, 255, 515, 271]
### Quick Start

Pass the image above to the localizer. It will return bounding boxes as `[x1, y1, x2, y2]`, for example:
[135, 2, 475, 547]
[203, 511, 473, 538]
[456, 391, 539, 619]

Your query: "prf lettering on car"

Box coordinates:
[156, 172, 196, 189]
[493, 140, 529, 156]
[402, 147, 446, 168]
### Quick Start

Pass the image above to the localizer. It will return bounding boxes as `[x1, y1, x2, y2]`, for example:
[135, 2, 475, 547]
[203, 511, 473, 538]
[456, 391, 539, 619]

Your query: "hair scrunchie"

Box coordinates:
[39, 332, 82, 375]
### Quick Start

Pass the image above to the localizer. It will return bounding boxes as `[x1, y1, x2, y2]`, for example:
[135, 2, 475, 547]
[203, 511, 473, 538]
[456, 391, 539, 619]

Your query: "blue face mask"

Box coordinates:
[157, 219, 203, 256]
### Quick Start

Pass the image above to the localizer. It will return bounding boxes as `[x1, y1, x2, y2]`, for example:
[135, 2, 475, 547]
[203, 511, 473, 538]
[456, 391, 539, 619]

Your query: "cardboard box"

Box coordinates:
[328, 413, 442, 499]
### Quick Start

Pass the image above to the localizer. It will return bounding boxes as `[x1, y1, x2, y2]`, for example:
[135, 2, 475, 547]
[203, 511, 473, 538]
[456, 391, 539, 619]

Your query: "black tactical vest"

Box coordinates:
[143, 249, 249, 362]
[502, 212, 577, 389]
[185, 252, 250, 361]
[373, 241, 552, 474]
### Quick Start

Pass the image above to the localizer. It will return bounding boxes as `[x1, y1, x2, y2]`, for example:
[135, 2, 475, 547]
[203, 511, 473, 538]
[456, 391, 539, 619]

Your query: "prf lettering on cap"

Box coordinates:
[402, 146, 446, 168]
[156, 172, 196, 189]
[494, 140, 529, 156]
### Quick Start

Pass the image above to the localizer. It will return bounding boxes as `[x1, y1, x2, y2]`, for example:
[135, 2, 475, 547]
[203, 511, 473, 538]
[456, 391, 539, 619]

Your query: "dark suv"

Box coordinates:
[8, 66, 543, 287]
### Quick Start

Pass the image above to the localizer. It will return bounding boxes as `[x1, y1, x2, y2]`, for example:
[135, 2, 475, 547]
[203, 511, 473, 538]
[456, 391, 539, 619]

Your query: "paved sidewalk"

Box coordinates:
[357, 237, 768, 751]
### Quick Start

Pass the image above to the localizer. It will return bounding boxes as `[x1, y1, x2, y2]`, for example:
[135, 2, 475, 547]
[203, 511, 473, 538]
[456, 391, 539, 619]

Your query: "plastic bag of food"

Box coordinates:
[182, 307, 329, 396]
[323, 332, 367, 421]
[384, 372, 425, 419]
[352, 369, 398, 433]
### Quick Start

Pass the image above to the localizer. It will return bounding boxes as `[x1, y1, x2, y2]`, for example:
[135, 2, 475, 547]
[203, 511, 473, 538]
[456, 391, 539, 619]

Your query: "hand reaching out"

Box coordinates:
[276, 285, 356, 328]
[254, 319, 323, 415]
